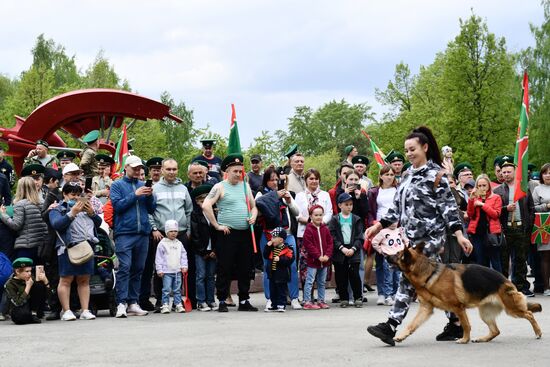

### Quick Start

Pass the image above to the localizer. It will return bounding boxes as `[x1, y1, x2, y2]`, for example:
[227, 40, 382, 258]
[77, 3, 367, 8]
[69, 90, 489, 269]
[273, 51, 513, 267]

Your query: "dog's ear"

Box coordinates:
[414, 242, 425, 254]
[402, 247, 413, 266]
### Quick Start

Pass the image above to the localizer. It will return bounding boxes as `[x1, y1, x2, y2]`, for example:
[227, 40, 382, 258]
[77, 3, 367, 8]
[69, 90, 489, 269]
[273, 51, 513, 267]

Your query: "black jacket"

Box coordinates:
[493, 183, 534, 234]
[263, 243, 294, 283]
[190, 208, 217, 257]
[328, 213, 364, 264]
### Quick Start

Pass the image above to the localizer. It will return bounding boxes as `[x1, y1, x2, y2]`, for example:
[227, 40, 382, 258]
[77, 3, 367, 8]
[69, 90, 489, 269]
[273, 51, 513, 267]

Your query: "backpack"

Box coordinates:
[0, 252, 12, 288]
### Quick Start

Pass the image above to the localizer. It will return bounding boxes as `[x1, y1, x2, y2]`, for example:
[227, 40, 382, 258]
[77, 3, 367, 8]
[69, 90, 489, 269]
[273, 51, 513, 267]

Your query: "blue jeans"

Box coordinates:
[195, 255, 216, 304]
[115, 234, 149, 305]
[375, 252, 392, 297]
[162, 273, 182, 305]
[260, 233, 299, 300]
[303, 266, 328, 303]
[470, 233, 503, 273]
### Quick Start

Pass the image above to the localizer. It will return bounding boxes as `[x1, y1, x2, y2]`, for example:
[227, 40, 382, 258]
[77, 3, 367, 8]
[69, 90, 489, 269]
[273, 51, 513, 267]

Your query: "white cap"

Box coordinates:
[164, 219, 179, 232]
[125, 155, 143, 168]
[62, 163, 82, 175]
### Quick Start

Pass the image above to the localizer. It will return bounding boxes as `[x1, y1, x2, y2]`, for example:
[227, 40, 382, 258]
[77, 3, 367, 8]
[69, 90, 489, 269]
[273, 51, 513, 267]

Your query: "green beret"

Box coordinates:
[146, 157, 164, 168]
[56, 150, 76, 161]
[191, 184, 213, 199]
[500, 155, 516, 168]
[403, 161, 412, 171]
[385, 150, 405, 163]
[96, 154, 114, 165]
[352, 155, 370, 166]
[82, 130, 100, 144]
[528, 163, 537, 172]
[12, 257, 34, 269]
[344, 145, 355, 156]
[191, 159, 209, 169]
[493, 155, 505, 167]
[36, 140, 49, 148]
[453, 162, 474, 178]
[284, 144, 298, 159]
[200, 139, 216, 147]
[21, 164, 45, 177]
[530, 171, 541, 181]
[221, 153, 244, 171]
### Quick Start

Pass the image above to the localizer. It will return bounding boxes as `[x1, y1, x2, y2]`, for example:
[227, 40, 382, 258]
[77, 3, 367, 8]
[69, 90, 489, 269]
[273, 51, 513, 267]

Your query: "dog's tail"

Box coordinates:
[527, 302, 542, 313]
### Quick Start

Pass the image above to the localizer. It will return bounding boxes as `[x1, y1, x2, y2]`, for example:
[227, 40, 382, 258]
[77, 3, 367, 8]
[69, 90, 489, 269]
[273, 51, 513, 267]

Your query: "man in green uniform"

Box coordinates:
[80, 130, 100, 178]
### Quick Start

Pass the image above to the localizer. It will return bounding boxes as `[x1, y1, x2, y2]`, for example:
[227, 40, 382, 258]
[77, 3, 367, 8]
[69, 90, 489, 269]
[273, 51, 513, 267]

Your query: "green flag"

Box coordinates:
[513, 72, 529, 202]
[227, 104, 242, 155]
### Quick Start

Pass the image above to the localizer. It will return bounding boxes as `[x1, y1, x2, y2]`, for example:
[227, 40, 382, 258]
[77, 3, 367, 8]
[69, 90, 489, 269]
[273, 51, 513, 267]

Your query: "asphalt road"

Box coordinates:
[1, 289, 548, 367]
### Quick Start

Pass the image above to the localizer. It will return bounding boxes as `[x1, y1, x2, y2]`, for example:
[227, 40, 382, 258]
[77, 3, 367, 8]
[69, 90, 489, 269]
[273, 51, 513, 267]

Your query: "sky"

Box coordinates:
[0, 0, 544, 147]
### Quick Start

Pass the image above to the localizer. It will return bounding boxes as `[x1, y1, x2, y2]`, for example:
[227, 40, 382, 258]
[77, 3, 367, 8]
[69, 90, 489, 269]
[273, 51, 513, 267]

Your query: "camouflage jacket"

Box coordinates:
[380, 160, 462, 254]
[23, 154, 58, 168]
[80, 147, 98, 178]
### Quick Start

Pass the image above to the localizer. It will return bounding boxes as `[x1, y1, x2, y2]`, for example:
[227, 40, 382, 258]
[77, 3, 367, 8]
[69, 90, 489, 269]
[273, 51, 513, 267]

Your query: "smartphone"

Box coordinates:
[84, 177, 93, 192]
[145, 179, 153, 188]
[277, 179, 285, 191]
[35, 265, 44, 277]
[78, 196, 89, 204]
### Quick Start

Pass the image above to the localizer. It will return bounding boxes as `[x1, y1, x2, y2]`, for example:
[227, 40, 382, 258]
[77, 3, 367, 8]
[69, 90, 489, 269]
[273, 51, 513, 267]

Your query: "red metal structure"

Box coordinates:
[0, 89, 183, 173]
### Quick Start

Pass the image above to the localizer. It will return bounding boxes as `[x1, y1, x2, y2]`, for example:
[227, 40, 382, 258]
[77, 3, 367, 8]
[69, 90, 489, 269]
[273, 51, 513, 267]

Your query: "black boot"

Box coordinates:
[238, 300, 258, 312]
[436, 322, 464, 341]
[367, 322, 396, 346]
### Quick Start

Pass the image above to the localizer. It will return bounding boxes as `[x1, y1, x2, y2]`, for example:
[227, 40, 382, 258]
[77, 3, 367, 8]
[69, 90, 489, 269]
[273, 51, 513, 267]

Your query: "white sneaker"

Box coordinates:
[384, 296, 395, 306]
[127, 303, 148, 316]
[61, 310, 77, 321]
[160, 304, 171, 314]
[79, 310, 96, 320]
[376, 295, 385, 305]
[197, 302, 211, 312]
[291, 298, 302, 310]
[207, 302, 218, 311]
[175, 304, 185, 313]
[264, 299, 272, 311]
[543, 289, 550, 296]
[115, 303, 127, 318]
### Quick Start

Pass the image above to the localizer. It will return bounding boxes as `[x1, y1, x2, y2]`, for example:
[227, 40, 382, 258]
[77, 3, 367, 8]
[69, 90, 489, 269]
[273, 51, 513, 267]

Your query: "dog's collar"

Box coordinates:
[423, 263, 441, 287]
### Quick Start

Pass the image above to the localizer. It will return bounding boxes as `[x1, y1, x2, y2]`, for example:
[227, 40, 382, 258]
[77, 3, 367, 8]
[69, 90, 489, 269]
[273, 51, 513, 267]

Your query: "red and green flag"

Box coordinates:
[114, 124, 129, 174]
[513, 72, 529, 202]
[531, 213, 550, 244]
[227, 104, 242, 155]
[361, 130, 386, 167]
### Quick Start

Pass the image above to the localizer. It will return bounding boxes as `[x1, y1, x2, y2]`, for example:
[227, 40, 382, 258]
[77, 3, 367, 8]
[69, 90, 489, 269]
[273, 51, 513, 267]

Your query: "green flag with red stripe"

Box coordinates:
[513, 72, 529, 202]
[361, 130, 386, 167]
[227, 103, 242, 155]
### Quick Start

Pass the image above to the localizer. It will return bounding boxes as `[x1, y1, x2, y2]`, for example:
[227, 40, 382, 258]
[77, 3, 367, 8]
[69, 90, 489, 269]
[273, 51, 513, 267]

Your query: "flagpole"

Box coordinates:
[242, 171, 258, 254]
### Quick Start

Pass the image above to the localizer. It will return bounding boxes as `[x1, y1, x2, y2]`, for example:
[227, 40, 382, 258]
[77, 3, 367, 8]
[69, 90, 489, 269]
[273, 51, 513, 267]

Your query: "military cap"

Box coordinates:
[493, 155, 505, 167]
[530, 171, 541, 181]
[344, 145, 355, 156]
[221, 153, 244, 171]
[403, 162, 412, 171]
[96, 154, 114, 166]
[82, 130, 100, 144]
[284, 144, 298, 159]
[21, 164, 45, 177]
[146, 157, 164, 168]
[385, 150, 405, 163]
[12, 257, 33, 269]
[190, 183, 213, 199]
[191, 159, 209, 169]
[453, 162, 474, 178]
[36, 140, 49, 148]
[528, 163, 537, 172]
[352, 155, 370, 166]
[500, 156, 515, 168]
[200, 139, 216, 148]
[56, 150, 76, 161]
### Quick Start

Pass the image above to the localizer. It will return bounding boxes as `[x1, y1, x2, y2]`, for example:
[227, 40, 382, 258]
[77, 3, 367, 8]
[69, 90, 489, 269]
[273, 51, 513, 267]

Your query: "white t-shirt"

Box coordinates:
[376, 187, 397, 221]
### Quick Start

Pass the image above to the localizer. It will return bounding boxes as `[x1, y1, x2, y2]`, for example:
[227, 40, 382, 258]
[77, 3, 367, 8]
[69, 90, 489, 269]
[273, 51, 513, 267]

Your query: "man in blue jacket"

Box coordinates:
[110, 155, 156, 318]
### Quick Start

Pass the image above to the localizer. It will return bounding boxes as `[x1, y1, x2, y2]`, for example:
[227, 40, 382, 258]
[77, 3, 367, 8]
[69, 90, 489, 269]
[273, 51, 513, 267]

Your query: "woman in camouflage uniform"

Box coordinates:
[365, 126, 473, 346]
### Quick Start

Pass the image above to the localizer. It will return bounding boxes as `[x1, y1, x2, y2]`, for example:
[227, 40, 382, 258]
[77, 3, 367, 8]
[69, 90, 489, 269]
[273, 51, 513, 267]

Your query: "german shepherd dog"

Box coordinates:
[389, 244, 542, 344]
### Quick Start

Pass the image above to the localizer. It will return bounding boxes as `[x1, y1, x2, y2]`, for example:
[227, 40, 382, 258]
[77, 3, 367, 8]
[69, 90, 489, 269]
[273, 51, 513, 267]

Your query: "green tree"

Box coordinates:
[523, 0, 550, 168]
[245, 130, 282, 167]
[82, 51, 129, 90]
[303, 148, 341, 190]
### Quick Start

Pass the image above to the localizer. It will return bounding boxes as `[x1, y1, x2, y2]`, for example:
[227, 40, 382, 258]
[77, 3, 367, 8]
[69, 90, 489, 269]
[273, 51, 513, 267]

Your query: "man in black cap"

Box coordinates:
[0, 146, 15, 188]
[24, 140, 58, 168]
[494, 158, 535, 297]
[21, 164, 47, 199]
[56, 150, 77, 171]
[385, 150, 405, 183]
[352, 155, 373, 190]
[247, 154, 263, 197]
[492, 155, 507, 189]
[454, 162, 474, 199]
[193, 139, 222, 182]
[201, 153, 258, 312]
[146, 157, 164, 185]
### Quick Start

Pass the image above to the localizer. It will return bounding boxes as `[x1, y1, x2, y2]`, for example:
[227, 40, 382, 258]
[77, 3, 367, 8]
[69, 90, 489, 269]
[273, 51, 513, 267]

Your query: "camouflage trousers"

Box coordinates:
[389, 244, 456, 324]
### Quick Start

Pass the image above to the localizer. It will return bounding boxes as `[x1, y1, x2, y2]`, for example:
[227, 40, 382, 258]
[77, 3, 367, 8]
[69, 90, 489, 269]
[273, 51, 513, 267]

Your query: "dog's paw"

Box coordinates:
[472, 338, 485, 343]
[393, 333, 408, 343]
[536, 333, 542, 340]
[455, 338, 470, 344]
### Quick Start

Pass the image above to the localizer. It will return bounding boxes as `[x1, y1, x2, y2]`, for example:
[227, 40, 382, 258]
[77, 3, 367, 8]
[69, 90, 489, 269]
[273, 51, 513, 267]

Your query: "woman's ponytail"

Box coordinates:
[406, 126, 442, 166]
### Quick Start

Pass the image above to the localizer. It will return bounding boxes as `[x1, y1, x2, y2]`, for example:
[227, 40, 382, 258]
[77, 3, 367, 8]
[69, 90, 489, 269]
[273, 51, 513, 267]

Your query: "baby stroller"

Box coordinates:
[89, 228, 117, 317]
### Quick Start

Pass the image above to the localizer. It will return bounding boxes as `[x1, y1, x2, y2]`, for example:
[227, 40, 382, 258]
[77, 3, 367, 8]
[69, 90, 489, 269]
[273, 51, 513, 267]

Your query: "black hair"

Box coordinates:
[405, 126, 442, 166]
[44, 167, 62, 184]
[541, 163, 550, 184]
[261, 166, 279, 191]
[62, 182, 83, 195]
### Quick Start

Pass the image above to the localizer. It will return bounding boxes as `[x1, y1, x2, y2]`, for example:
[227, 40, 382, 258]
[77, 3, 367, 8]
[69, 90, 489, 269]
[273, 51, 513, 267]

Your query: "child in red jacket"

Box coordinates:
[302, 205, 334, 310]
